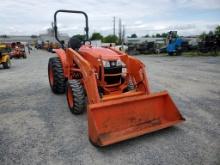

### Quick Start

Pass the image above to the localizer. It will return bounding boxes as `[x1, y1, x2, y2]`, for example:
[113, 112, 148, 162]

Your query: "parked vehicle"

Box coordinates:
[0, 43, 11, 69]
[48, 10, 185, 147]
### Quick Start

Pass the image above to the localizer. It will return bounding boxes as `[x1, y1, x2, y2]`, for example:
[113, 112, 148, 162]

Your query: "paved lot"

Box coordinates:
[0, 50, 220, 165]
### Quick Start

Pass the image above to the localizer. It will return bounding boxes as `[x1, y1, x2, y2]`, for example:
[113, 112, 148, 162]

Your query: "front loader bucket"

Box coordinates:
[88, 91, 185, 146]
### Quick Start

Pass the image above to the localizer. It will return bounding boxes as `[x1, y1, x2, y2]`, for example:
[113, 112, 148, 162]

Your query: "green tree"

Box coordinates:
[161, 33, 168, 38]
[199, 32, 207, 40]
[130, 33, 137, 38]
[208, 31, 214, 36]
[0, 35, 8, 38]
[72, 34, 86, 42]
[214, 25, 220, 36]
[156, 33, 161, 37]
[144, 34, 149, 37]
[103, 35, 118, 43]
[31, 35, 38, 38]
[90, 32, 103, 41]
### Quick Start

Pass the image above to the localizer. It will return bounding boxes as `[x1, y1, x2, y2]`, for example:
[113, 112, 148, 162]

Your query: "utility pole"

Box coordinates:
[121, 24, 126, 51]
[122, 24, 125, 44]
[113, 16, 116, 36]
[118, 18, 122, 44]
[49, 22, 55, 36]
[51, 22, 54, 28]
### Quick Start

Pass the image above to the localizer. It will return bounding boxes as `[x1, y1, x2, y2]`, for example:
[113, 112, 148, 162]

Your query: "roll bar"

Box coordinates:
[54, 9, 89, 48]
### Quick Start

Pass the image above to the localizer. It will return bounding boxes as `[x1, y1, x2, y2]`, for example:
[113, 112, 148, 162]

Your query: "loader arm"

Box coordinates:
[54, 49, 68, 77]
[126, 55, 150, 94]
[108, 48, 150, 94]
[66, 48, 100, 104]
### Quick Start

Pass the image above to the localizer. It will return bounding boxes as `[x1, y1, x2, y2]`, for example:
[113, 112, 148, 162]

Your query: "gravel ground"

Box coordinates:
[0, 50, 220, 165]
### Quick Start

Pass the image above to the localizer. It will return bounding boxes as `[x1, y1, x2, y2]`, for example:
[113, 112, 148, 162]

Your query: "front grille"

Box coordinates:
[104, 66, 122, 85]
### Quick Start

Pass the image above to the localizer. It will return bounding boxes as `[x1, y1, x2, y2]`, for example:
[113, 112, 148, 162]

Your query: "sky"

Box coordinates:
[0, 0, 220, 37]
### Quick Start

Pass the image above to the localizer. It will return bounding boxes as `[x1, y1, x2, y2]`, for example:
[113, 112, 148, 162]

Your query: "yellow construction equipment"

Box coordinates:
[0, 43, 11, 69]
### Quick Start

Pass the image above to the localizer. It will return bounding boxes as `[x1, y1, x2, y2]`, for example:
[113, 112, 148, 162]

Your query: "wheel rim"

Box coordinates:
[49, 64, 54, 86]
[67, 85, 74, 108]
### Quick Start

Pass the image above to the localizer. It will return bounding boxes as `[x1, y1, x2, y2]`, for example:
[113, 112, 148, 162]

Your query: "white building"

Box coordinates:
[0, 33, 69, 45]
[0, 35, 35, 43]
[38, 33, 69, 44]
[125, 37, 165, 44]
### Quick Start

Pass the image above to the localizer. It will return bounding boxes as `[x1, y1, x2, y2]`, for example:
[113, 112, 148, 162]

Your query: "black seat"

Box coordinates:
[68, 36, 81, 50]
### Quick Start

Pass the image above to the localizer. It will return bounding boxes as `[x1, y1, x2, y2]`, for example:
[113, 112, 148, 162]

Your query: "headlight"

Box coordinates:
[116, 60, 123, 66]
[102, 60, 123, 67]
[102, 60, 110, 67]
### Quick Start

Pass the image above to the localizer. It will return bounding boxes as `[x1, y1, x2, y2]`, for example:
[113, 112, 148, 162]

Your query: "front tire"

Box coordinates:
[3, 59, 11, 69]
[127, 80, 135, 91]
[23, 54, 27, 58]
[66, 80, 86, 114]
[123, 79, 135, 92]
[168, 52, 173, 56]
[48, 57, 66, 94]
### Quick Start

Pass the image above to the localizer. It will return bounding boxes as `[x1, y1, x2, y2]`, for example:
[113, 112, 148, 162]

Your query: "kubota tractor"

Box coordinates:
[48, 10, 185, 147]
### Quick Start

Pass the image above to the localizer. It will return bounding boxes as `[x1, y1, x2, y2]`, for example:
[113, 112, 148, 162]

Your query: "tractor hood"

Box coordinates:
[79, 46, 122, 61]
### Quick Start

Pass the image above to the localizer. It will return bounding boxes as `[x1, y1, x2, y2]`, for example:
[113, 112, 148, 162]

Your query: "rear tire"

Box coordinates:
[48, 57, 66, 94]
[66, 80, 86, 114]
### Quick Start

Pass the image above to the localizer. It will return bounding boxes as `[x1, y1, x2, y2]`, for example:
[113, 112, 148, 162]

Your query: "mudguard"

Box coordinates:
[54, 49, 68, 77]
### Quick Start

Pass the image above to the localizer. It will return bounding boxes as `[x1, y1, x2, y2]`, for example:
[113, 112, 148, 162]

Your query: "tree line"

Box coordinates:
[72, 33, 119, 44]
[1, 25, 219, 43]
[72, 32, 169, 43]
[199, 26, 220, 39]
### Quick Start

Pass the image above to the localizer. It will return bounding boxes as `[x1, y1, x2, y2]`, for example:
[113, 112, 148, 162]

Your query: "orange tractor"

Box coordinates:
[48, 10, 185, 147]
